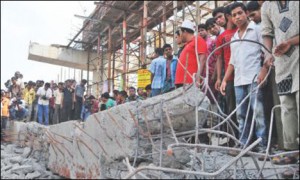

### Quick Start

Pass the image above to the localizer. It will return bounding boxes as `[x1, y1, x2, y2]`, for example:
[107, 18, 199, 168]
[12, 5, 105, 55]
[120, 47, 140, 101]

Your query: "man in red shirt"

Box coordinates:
[175, 20, 207, 87]
[214, 4, 238, 146]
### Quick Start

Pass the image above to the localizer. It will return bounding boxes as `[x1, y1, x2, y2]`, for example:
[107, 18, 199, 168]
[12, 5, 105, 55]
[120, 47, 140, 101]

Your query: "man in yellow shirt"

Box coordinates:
[22, 81, 35, 122]
[1, 90, 10, 139]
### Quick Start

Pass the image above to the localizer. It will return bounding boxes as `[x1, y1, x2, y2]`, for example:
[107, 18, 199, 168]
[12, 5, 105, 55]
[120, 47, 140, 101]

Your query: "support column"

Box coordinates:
[123, 17, 127, 90]
[112, 44, 116, 91]
[173, 1, 178, 53]
[162, 1, 166, 44]
[141, 1, 147, 66]
[97, 33, 101, 96]
[87, 48, 91, 94]
[107, 26, 112, 93]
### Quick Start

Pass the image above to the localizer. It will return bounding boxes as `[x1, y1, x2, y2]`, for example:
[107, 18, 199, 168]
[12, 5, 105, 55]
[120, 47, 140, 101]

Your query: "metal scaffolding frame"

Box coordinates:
[69, 1, 230, 95]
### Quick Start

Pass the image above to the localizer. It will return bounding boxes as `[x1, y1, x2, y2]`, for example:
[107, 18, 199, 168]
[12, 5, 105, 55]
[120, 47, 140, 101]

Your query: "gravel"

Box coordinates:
[1, 142, 63, 179]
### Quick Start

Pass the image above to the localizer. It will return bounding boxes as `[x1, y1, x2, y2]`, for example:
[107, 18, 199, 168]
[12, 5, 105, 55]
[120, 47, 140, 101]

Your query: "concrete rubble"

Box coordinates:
[1, 85, 298, 179]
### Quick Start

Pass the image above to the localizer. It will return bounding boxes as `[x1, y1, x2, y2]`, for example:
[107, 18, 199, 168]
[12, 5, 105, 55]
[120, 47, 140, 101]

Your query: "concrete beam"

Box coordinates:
[28, 42, 98, 70]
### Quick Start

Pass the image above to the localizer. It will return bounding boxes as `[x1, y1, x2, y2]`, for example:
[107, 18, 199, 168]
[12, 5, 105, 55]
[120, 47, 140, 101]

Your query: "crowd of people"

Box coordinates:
[1, 1, 299, 178]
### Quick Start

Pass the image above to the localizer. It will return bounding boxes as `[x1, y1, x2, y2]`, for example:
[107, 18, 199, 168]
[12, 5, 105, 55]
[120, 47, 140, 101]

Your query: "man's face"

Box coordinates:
[137, 88, 143, 96]
[175, 34, 182, 45]
[247, 10, 261, 24]
[198, 28, 208, 39]
[101, 97, 108, 104]
[164, 47, 173, 58]
[181, 30, 188, 43]
[232, 7, 248, 28]
[129, 89, 135, 97]
[207, 23, 220, 36]
[214, 12, 226, 28]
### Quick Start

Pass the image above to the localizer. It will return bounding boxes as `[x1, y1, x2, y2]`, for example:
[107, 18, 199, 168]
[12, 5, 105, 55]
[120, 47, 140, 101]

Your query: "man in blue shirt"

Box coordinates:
[162, 44, 177, 93]
[149, 48, 166, 97]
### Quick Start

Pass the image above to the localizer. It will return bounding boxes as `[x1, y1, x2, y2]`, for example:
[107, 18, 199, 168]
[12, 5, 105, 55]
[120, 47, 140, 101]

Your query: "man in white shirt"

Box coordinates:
[53, 82, 63, 124]
[220, 2, 267, 153]
[36, 83, 52, 125]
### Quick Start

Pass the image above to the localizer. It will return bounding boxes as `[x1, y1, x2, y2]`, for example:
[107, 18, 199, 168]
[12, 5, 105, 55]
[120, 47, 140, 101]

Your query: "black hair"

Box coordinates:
[230, 2, 247, 15]
[212, 7, 225, 17]
[119, 90, 128, 98]
[45, 83, 50, 88]
[113, 90, 119, 96]
[81, 79, 87, 84]
[180, 27, 194, 34]
[175, 30, 180, 36]
[145, 84, 151, 91]
[224, 4, 233, 16]
[11, 76, 17, 81]
[129, 86, 136, 91]
[155, 48, 164, 56]
[162, 44, 172, 51]
[101, 92, 110, 99]
[246, 1, 260, 12]
[198, 23, 207, 30]
[205, 18, 217, 27]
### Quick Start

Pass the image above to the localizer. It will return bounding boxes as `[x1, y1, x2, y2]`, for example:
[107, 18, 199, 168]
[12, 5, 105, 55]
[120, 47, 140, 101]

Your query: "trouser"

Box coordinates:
[49, 106, 55, 125]
[81, 106, 91, 121]
[38, 104, 49, 125]
[262, 69, 284, 149]
[235, 82, 267, 146]
[1, 116, 8, 139]
[279, 90, 299, 150]
[151, 89, 162, 97]
[223, 81, 238, 138]
[53, 104, 61, 124]
[61, 102, 73, 122]
[26, 104, 33, 122]
[74, 96, 83, 120]
[33, 103, 38, 122]
[9, 108, 28, 120]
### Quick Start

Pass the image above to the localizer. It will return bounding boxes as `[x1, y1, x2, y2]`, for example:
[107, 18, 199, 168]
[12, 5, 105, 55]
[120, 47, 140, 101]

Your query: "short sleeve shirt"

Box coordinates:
[175, 36, 207, 84]
[215, 28, 238, 81]
[149, 56, 166, 89]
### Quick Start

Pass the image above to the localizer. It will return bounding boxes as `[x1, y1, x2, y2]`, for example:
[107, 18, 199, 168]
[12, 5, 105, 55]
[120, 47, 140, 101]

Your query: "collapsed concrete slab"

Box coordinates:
[14, 85, 211, 179]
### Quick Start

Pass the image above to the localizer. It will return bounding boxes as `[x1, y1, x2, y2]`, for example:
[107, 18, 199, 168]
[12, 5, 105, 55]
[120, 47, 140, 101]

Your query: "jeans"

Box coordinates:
[53, 104, 61, 124]
[75, 96, 83, 120]
[38, 104, 49, 125]
[26, 104, 33, 122]
[81, 106, 91, 121]
[9, 107, 28, 120]
[151, 89, 162, 97]
[235, 83, 267, 146]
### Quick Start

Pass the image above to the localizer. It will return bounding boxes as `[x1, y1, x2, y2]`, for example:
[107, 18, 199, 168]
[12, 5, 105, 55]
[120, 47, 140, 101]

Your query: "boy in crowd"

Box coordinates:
[220, 2, 267, 154]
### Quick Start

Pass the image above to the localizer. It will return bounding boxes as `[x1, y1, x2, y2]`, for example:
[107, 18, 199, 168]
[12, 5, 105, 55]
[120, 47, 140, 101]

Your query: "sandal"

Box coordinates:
[281, 168, 299, 179]
[272, 154, 298, 165]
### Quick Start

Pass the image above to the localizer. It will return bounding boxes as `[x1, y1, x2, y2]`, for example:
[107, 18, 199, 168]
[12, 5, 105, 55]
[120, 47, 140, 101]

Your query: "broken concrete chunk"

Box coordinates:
[9, 156, 23, 164]
[22, 147, 32, 158]
[25, 171, 41, 179]
[10, 165, 34, 174]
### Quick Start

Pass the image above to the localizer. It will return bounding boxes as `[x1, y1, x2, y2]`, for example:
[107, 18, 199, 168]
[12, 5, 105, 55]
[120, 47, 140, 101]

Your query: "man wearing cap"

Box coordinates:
[175, 20, 207, 87]
[22, 81, 35, 122]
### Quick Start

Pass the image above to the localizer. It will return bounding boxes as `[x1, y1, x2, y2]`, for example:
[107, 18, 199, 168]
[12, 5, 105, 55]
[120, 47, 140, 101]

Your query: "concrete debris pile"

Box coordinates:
[10, 85, 211, 179]
[1, 143, 62, 179]
[3, 85, 296, 179]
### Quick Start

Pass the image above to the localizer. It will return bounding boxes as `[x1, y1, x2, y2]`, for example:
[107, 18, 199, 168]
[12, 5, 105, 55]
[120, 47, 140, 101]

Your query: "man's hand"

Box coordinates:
[214, 79, 221, 91]
[264, 53, 274, 68]
[219, 81, 227, 96]
[274, 41, 291, 57]
[257, 66, 268, 87]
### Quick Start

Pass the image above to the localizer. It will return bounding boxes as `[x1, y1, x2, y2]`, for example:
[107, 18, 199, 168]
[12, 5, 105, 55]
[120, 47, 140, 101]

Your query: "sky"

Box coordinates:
[1, 1, 95, 89]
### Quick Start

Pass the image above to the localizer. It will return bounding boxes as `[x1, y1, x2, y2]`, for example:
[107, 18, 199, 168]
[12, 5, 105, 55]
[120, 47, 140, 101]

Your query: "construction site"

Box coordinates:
[1, 1, 299, 179]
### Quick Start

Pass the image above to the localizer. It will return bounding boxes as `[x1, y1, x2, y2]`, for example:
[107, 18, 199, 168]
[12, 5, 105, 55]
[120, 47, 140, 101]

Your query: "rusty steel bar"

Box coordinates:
[123, 17, 127, 90]
[107, 26, 112, 93]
